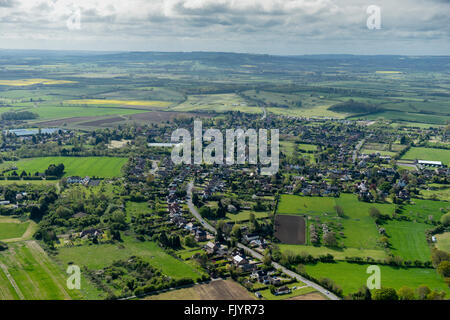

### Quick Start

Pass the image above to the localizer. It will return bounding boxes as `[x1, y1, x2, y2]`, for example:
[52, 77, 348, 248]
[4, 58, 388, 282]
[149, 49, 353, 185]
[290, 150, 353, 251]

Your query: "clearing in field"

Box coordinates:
[0, 156, 127, 178]
[435, 232, 450, 253]
[144, 279, 255, 300]
[274, 215, 306, 245]
[0, 241, 83, 300]
[304, 262, 449, 296]
[401, 147, 450, 165]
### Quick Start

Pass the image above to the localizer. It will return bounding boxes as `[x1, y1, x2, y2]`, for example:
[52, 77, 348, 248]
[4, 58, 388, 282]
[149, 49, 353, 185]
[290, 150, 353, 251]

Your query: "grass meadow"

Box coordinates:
[383, 220, 431, 262]
[0, 242, 85, 300]
[304, 262, 449, 296]
[56, 236, 204, 280]
[0, 156, 127, 178]
[401, 147, 450, 164]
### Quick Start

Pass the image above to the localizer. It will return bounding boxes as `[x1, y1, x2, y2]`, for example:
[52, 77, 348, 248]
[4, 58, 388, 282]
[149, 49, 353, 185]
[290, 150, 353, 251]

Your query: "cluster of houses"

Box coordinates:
[201, 175, 225, 200]
[66, 176, 101, 186]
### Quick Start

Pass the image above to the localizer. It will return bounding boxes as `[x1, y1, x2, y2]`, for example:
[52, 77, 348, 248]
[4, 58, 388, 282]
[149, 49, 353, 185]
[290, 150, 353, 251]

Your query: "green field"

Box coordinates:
[420, 186, 450, 201]
[361, 149, 397, 156]
[125, 201, 151, 222]
[402, 198, 448, 223]
[16, 105, 145, 121]
[277, 194, 394, 249]
[401, 147, 450, 164]
[436, 232, 450, 253]
[0, 242, 85, 300]
[0, 222, 29, 240]
[225, 210, 269, 222]
[279, 244, 388, 261]
[352, 110, 450, 125]
[277, 194, 394, 217]
[277, 194, 336, 215]
[1, 157, 127, 178]
[298, 144, 318, 151]
[172, 93, 261, 114]
[304, 262, 449, 296]
[384, 220, 431, 262]
[56, 236, 203, 280]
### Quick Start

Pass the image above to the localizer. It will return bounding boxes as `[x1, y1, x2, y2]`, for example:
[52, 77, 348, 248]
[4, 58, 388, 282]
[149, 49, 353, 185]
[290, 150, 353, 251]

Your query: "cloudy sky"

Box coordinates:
[0, 0, 448, 55]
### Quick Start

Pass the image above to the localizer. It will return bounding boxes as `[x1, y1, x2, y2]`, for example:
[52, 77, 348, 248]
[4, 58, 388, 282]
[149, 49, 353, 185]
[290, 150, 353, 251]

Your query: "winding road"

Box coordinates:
[186, 181, 340, 300]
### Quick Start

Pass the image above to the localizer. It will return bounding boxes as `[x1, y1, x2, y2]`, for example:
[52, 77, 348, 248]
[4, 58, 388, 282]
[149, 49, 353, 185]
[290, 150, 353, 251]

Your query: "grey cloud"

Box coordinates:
[0, 0, 16, 7]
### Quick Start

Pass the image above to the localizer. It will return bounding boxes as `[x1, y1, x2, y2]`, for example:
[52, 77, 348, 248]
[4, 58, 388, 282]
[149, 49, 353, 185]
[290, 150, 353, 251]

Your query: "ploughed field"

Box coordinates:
[274, 215, 306, 245]
[144, 279, 255, 300]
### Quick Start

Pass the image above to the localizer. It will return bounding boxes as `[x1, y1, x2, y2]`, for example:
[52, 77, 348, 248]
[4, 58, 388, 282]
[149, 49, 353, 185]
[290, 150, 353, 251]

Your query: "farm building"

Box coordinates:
[416, 160, 444, 167]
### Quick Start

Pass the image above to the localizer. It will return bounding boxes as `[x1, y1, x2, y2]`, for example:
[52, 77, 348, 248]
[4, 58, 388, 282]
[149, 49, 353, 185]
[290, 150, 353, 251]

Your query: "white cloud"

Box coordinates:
[0, 0, 447, 54]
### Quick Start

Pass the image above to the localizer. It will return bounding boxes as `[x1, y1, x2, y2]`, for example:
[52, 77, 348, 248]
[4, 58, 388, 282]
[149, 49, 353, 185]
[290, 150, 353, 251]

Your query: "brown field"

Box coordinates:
[274, 215, 306, 245]
[78, 116, 125, 127]
[287, 292, 327, 300]
[128, 110, 211, 123]
[144, 280, 255, 300]
[34, 116, 95, 126]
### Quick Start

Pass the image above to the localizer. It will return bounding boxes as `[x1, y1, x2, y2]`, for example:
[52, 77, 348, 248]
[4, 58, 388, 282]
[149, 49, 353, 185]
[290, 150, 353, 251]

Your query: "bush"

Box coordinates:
[440, 212, 450, 226]
[372, 287, 398, 300]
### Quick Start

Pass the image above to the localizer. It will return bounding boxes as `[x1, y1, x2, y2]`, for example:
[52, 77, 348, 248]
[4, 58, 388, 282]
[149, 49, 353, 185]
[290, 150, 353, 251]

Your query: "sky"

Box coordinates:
[0, 0, 448, 55]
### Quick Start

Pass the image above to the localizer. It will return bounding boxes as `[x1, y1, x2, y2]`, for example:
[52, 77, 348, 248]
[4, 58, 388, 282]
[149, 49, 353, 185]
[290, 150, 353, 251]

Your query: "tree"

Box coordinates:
[230, 225, 241, 239]
[440, 212, 450, 226]
[372, 288, 398, 300]
[397, 286, 415, 300]
[334, 205, 345, 218]
[369, 207, 381, 220]
[323, 232, 338, 247]
[348, 286, 371, 300]
[416, 285, 431, 300]
[426, 290, 446, 300]
[215, 229, 225, 243]
[184, 235, 196, 247]
[437, 261, 450, 278]
[431, 248, 450, 268]
[262, 250, 272, 267]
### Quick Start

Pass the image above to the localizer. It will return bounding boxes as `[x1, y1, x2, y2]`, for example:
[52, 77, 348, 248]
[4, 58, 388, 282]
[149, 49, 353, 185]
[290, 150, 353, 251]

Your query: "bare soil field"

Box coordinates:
[145, 279, 255, 300]
[78, 116, 124, 127]
[128, 111, 211, 123]
[34, 116, 95, 126]
[274, 214, 306, 244]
